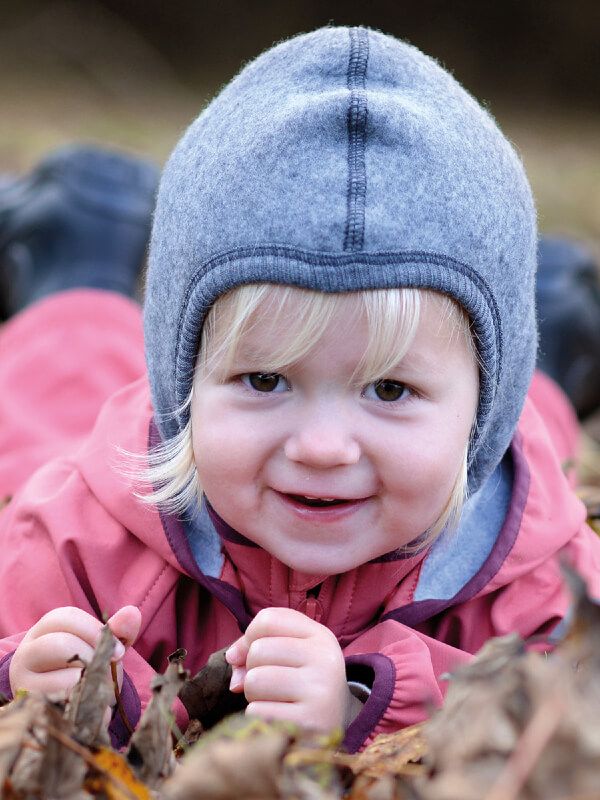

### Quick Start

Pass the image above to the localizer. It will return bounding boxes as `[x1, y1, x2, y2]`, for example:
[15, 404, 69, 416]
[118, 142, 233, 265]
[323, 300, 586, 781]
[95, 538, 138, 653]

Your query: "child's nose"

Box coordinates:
[284, 412, 361, 467]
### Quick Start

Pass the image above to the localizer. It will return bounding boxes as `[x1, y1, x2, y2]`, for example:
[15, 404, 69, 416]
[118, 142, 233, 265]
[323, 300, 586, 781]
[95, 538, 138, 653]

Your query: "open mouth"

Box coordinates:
[286, 494, 351, 508]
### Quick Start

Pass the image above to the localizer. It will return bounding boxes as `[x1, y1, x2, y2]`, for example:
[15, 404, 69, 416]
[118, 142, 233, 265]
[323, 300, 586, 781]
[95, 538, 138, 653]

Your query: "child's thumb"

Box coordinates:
[107, 605, 142, 650]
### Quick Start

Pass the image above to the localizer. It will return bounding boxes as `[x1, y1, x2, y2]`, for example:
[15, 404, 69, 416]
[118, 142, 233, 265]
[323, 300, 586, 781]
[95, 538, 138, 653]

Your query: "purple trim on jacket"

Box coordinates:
[149, 420, 253, 631]
[109, 670, 141, 749]
[382, 433, 530, 627]
[206, 502, 258, 546]
[343, 654, 395, 752]
[159, 506, 253, 631]
[0, 651, 13, 698]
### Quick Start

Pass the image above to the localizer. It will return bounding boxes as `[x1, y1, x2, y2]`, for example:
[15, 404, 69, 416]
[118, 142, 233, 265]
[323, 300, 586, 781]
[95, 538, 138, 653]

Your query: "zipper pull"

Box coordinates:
[296, 595, 324, 622]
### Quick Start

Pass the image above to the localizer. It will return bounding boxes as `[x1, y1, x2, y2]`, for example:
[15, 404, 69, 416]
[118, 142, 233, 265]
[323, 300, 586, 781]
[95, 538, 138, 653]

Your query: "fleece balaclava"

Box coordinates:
[145, 26, 537, 494]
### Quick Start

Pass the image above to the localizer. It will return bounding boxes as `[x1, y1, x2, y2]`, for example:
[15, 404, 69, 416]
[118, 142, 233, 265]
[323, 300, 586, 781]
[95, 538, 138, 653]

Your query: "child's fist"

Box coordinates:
[225, 607, 363, 732]
[9, 605, 141, 700]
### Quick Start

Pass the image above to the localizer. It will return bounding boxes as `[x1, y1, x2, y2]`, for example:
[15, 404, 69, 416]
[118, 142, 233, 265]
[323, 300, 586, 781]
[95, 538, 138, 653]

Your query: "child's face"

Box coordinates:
[191, 293, 479, 576]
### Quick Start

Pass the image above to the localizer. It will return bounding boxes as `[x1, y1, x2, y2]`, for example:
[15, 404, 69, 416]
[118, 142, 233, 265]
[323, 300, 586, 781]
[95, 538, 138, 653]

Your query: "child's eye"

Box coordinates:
[241, 372, 289, 393]
[363, 379, 411, 402]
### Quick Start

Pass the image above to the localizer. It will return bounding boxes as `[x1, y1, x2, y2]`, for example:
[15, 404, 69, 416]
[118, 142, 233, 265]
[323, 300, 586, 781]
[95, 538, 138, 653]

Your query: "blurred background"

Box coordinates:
[1, 0, 599, 248]
[1, 0, 600, 487]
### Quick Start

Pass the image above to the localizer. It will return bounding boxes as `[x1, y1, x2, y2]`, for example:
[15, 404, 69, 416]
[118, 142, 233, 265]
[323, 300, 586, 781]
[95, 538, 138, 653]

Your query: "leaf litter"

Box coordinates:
[3, 565, 600, 798]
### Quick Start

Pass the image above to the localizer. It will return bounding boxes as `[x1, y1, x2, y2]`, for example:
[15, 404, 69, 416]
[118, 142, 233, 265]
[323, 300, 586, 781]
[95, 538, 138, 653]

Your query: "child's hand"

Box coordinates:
[225, 607, 363, 732]
[9, 605, 141, 701]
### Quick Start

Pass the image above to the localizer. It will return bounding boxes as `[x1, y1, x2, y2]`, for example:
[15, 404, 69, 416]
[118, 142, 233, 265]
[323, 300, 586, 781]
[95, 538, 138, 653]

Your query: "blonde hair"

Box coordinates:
[127, 284, 477, 547]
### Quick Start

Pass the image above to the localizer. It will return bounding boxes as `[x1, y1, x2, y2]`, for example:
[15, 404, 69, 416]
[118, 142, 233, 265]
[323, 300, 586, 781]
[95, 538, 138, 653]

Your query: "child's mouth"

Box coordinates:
[275, 491, 370, 522]
[287, 494, 348, 508]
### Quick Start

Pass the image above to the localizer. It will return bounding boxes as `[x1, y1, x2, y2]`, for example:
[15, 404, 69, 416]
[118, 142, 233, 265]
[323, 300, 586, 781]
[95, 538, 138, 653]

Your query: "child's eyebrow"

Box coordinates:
[230, 344, 280, 367]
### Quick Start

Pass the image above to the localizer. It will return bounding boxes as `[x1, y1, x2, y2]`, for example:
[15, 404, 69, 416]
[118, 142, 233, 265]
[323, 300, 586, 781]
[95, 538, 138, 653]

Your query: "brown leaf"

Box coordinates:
[162, 716, 291, 800]
[278, 769, 342, 800]
[0, 695, 42, 788]
[164, 715, 343, 800]
[280, 728, 344, 800]
[178, 646, 247, 730]
[173, 718, 204, 758]
[126, 656, 188, 787]
[65, 623, 115, 747]
[6, 694, 51, 795]
[6, 695, 87, 798]
[350, 727, 428, 779]
[40, 704, 87, 798]
[349, 773, 424, 800]
[85, 746, 151, 800]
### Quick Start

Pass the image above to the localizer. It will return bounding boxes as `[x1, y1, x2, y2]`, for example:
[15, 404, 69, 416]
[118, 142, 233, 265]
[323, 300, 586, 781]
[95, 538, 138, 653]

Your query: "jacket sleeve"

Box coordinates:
[482, 520, 600, 646]
[0, 456, 188, 743]
[341, 619, 472, 752]
[340, 520, 600, 753]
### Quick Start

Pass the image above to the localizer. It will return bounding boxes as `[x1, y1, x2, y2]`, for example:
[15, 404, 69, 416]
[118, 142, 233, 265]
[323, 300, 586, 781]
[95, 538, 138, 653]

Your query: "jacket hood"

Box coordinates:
[145, 25, 537, 492]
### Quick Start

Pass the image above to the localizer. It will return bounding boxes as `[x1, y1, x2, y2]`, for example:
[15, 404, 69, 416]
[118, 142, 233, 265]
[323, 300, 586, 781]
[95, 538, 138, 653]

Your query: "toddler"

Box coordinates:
[1, 27, 600, 753]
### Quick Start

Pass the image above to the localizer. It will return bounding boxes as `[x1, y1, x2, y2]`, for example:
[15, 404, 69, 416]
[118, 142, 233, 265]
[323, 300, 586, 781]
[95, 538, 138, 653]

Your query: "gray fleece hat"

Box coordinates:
[145, 26, 537, 494]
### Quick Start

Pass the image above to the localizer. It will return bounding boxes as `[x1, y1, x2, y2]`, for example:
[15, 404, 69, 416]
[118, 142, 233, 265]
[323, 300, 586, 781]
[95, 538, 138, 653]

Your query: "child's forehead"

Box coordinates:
[218, 285, 471, 364]
[234, 294, 361, 354]
[235, 285, 460, 330]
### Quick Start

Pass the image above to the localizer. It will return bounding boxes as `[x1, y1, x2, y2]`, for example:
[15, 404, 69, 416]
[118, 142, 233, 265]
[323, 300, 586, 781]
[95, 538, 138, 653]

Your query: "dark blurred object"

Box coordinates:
[100, 0, 600, 110]
[0, 144, 158, 319]
[536, 236, 600, 418]
[2, 0, 599, 112]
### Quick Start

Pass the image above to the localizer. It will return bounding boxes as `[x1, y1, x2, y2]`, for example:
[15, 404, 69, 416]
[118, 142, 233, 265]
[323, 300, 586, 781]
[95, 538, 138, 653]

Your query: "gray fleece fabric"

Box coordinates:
[145, 26, 537, 493]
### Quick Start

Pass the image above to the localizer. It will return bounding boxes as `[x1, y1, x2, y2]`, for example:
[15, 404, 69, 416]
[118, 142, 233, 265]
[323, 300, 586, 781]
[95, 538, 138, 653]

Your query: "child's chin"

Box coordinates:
[280, 549, 362, 577]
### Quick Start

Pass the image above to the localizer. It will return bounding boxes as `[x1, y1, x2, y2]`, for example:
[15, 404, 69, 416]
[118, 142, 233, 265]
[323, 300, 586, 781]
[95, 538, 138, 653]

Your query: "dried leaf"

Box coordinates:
[85, 746, 151, 800]
[65, 623, 115, 747]
[163, 715, 344, 800]
[126, 657, 188, 787]
[40, 704, 87, 798]
[162, 716, 292, 800]
[281, 729, 344, 800]
[7, 696, 87, 798]
[349, 773, 423, 800]
[174, 718, 203, 757]
[0, 695, 41, 787]
[7, 694, 51, 795]
[278, 769, 341, 800]
[350, 727, 428, 779]
[178, 646, 248, 730]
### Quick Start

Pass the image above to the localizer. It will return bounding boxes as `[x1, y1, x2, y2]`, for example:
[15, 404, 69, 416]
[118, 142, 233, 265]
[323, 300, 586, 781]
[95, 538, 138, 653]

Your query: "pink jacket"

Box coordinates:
[0, 293, 598, 752]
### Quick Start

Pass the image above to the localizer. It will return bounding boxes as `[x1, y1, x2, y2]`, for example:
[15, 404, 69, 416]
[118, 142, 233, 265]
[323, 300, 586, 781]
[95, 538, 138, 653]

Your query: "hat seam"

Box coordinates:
[343, 26, 369, 253]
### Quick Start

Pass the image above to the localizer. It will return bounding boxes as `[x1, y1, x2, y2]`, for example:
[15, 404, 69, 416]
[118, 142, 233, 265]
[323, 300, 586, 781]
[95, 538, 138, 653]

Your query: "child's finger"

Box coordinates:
[243, 665, 299, 703]
[229, 665, 247, 693]
[17, 633, 96, 672]
[225, 636, 250, 667]
[244, 607, 319, 644]
[106, 605, 142, 650]
[28, 607, 104, 645]
[20, 667, 86, 698]
[245, 636, 307, 670]
[245, 700, 303, 725]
